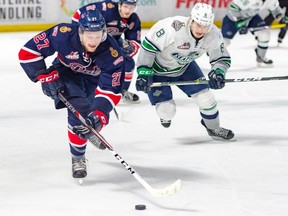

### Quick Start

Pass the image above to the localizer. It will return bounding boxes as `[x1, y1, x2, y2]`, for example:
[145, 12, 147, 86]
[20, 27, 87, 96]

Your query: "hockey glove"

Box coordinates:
[208, 69, 225, 89]
[73, 110, 109, 140]
[86, 110, 109, 132]
[280, 16, 288, 24]
[235, 19, 249, 29]
[239, 27, 248, 35]
[121, 39, 140, 58]
[135, 66, 154, 93]
[36, 66, 64, 100]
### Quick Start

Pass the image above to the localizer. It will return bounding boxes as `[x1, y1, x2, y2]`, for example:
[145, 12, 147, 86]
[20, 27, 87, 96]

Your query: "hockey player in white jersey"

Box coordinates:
[221, 0, 283, 67]
[135, 3, 234, 141]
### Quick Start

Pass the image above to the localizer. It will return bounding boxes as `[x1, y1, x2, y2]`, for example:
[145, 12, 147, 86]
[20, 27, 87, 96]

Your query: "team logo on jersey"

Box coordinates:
[171, 51, 199, 65]
[171, 20, 185, 31]
[110, 47, 118, 57]
[113, 56, 124, 66]
[60, 26, 71, 33]
[65, 51, 79, 60]
[82, 52, 91, 63]
[107, 3, 115, 8]
[107, 27, 121, 35]
[52, 26, 58, 37]
[177, 42, 190, 49]
[153, 90, 162, 97]
[67, 62, 102, 76]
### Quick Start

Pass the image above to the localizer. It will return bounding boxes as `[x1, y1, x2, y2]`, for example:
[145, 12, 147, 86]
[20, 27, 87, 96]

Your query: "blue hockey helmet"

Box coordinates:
[119, 0, 138, 5]
[78, 9, 107, 41]
[118, 0, 138, 16]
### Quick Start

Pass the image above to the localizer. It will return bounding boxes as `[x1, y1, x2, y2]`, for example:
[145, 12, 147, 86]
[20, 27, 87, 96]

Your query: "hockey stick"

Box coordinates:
[58, 93, 181, 197]
[271, 23, 287, 29]
[113, 108, 119, 120]
[150, 75, 288, 87]
[249, 25, 269, 32]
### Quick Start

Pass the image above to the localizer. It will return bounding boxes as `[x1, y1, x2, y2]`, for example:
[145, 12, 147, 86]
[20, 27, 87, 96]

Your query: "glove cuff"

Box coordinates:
[137, 66, 154, 76]
[37, 70, 60, 83]
[215, 68, 226, 77]
[128, 40, 140, 57]
[94, 110, 109, 128]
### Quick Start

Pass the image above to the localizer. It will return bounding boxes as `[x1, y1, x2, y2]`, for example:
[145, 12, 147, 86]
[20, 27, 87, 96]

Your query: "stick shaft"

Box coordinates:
[58, 93, 180, 197]
[150, 75, 288, 87]
[113, 108, 119, 120]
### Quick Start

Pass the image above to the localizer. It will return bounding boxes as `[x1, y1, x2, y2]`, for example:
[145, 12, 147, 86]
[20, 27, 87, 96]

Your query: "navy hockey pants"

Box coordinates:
[221, 14, 267, 39]
[147, 61, 208, 105]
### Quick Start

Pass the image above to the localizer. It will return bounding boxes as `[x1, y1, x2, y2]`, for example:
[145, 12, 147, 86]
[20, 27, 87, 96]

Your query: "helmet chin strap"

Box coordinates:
[133, 5, 138, 13]
[78, 28, 84, 45]
[118, 4, 124, 18]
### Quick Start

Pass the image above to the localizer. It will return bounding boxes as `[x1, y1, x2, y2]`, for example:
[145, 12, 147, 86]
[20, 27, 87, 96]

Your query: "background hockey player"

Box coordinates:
[135, 3, 234, 141]
[72, 0, 141, 103]
[221, 0, 283, 67]
[18, 9, 125, 181]
[263, 0, 288, 45]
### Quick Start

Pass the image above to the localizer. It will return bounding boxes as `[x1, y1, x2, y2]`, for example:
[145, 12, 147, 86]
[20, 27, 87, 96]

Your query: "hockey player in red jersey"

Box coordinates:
[72, 0, 141, 103]
[18, 9, 125, 181]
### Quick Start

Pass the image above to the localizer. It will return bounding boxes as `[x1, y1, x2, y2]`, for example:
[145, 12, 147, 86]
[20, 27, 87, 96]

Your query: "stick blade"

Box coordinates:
[151, 179, 181, 197]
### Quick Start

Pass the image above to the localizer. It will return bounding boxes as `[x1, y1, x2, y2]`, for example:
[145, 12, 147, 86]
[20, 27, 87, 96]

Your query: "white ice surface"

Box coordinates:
[1, 29, 288, 216]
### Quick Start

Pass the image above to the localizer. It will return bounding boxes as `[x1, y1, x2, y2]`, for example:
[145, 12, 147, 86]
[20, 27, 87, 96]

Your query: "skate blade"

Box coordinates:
[74, 178, 84, 186]
[210, 136, 237, 142]
[121, 99, 141, 104]
[257, 62, 273, 68]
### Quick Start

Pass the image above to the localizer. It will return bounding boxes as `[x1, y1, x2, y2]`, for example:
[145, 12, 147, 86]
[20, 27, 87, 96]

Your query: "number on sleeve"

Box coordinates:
[220, 43, 224, 53]
[156, 29, 165, 38]
[112, 72, 122, 87]
[33, 33, 50, 50]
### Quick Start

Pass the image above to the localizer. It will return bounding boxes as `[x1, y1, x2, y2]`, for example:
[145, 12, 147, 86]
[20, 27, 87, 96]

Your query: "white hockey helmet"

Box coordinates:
[190, 3, 214, 26]
[250, 0, 263, 9]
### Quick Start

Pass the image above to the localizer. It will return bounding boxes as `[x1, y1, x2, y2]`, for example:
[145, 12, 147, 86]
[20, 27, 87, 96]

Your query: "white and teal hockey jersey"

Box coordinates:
[137, 16, 231, 77]
[227, 0, 282, 22]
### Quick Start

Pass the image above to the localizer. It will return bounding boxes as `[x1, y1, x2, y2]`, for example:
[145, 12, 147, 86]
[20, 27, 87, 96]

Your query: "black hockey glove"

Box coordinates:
[86, 110, 109, 132]
[73, 110, 109, 140]
[280, 16, 288, 24]
[208, 69, 225, 89]
[36, 66, 64, 100]
[121, 39, 140, 58]
[135, 66, 154, 93]
[239, 27, 248, 35]
[136, 75, 150, 93]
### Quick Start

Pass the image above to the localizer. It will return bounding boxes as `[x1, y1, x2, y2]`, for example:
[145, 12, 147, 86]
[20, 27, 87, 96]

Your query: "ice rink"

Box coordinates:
[1, 28, 288, 216]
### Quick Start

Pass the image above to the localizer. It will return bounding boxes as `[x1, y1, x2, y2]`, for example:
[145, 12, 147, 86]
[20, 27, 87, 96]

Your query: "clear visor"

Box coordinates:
[192, 21, 210, 32]
[79, 27, 107, 42]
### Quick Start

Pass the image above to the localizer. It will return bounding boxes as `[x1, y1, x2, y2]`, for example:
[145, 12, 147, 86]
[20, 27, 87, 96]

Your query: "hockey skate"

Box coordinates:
[201, 119, 235, 141]
[72, 157, 87, 185]
[122, 90, 140, 103]
[255, 48, 273, 67]
[160, 118, 171, 128]
[277, 38, 283, 47]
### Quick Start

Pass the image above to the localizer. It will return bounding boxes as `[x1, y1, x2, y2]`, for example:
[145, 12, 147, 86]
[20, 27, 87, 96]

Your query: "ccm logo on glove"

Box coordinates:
[37, 70, 60, 83]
